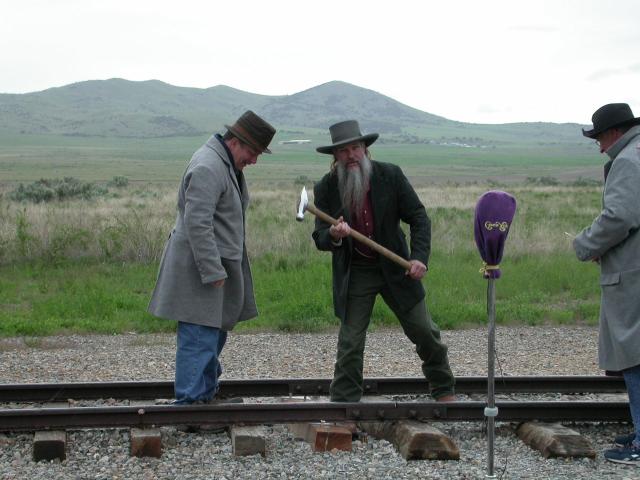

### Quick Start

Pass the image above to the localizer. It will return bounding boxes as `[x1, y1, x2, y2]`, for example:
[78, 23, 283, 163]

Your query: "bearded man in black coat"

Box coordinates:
[313, 120, 455, 402]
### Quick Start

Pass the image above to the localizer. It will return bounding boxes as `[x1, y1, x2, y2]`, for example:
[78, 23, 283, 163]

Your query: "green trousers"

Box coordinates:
[330, 262, 455, 402]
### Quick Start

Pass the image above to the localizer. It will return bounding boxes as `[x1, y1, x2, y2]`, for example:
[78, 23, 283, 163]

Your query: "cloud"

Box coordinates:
[477, 105, 503, 114]
[507, 25, 558, 33]
[588, 63, 640, 81]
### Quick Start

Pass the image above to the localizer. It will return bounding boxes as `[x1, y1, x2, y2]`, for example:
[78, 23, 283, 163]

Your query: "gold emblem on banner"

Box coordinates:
[484, 221, 509, 232]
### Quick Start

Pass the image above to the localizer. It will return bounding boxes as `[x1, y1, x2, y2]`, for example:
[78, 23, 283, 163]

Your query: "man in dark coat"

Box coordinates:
[312, 120, 455, 402]
[574, 103, 640, 465]
[149, 111, 275, 404]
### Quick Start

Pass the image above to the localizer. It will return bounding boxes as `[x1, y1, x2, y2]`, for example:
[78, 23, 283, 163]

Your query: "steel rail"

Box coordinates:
[0, 400, 631, 432]
[0, 376, 626, 403]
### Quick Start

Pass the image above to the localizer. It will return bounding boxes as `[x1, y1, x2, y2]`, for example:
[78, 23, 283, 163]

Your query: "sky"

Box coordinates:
[1, 0, 639, 125]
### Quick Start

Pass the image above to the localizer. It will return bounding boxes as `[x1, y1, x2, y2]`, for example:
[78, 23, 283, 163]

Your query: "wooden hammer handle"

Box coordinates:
[307, 203, 412, 271]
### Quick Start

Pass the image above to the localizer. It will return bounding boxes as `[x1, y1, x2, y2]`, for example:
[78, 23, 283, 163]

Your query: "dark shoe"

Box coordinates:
[615, 432, 637, 448]
[198, 398, 241, 433]
[174, 398, 240, 433]
[604, 445, 640, 465]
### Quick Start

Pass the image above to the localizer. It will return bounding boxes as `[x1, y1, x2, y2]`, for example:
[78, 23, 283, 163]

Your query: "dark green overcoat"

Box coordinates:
[312, 161, 430, 321]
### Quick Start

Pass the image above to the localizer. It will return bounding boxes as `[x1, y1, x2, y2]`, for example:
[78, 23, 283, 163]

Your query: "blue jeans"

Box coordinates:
[623, 364, 640, 448]
[174, 322, 227, 404]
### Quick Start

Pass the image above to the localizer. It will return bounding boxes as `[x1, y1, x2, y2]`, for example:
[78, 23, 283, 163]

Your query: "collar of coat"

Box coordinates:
[204, 134, 246, 202]
[606, 125, 640, 160]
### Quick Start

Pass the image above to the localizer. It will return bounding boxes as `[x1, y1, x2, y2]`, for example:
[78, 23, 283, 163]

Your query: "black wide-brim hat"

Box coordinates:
[225, 110, 276, 154]
[316, 120, 379, 154]
[582, 103, 640, 138]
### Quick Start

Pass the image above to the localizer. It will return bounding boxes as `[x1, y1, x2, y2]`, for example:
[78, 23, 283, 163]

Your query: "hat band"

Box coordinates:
[233, 124, 263, 152]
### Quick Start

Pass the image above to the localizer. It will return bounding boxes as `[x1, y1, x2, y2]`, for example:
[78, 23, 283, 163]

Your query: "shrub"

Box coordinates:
[108, 176, 129, 188]
[487, 179, 507, 189]
[47, 225, 91, 262]
[9, 177, 108, 203]
[293, 175, 310, 186]
[524, 176, 559, 186]
[10, 182, 55, 203]
[569, 177, 601, 187]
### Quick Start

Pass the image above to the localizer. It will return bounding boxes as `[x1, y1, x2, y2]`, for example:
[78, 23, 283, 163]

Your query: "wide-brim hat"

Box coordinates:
[582, 103, 640, 138]
[316, 120, 379, 154]
[225, 110, 276, 154]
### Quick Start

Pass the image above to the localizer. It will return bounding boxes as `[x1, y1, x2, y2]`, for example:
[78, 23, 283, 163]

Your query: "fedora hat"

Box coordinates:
[316, 120, 379, 154]
[582, 103, 640, 138]
[225, 110, 276, 154]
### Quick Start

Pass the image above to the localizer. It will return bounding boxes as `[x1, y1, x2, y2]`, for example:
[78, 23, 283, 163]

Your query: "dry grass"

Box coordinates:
[0, 183, 603, 265]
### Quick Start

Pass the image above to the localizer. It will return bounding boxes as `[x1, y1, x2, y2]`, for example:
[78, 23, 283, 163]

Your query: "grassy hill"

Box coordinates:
[0, 78, 592, 149]
[259, 80, 449, 132]
[0, 79, 274, 137]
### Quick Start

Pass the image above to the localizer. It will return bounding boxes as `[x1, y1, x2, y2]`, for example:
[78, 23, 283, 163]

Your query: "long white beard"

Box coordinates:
[336, 153, 372, 215]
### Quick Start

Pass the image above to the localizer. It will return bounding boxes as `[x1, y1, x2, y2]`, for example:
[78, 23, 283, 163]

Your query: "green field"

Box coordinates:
[0, 134, 601, 185]
[0, 135, 607, 337]
[0, 251, 600, 337]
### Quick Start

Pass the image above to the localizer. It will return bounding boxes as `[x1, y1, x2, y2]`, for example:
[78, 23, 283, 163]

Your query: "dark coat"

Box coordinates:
[312, 161, 430, 320]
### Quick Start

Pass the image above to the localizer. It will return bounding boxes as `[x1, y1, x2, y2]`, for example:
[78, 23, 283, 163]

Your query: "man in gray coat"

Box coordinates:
[574, 103, 640, 465]
[149, 111, 275, 404]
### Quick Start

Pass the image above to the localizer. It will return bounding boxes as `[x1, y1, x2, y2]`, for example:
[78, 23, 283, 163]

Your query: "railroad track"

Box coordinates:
[0, 375, 626, 402]
[0, 400, 632, 432]
[0, 376, 630, 432]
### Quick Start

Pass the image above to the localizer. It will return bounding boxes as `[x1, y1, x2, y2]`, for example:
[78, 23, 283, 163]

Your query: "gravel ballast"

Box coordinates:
[0, 326, 637, 479]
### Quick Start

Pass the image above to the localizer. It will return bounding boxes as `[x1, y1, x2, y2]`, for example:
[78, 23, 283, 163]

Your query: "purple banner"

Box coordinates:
[474, 191, 517, 279]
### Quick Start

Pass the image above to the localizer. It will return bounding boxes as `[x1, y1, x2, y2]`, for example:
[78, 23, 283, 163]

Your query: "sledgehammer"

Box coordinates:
[296, 186, 412, 270]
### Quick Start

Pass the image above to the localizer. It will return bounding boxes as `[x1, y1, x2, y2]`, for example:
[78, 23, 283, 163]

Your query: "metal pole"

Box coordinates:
[486, 278, 497, 478]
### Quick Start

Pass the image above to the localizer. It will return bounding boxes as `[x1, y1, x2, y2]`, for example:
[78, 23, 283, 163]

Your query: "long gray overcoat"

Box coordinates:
[148, 135, 257, 330]
[574, 125, 640, 371]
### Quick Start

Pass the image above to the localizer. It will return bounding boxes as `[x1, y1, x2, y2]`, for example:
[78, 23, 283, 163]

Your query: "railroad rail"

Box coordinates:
[0, 375, 626, 403]
[0, 400, 631, 432]
[0, 376, 630, 433]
